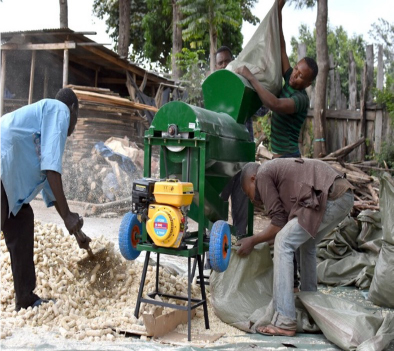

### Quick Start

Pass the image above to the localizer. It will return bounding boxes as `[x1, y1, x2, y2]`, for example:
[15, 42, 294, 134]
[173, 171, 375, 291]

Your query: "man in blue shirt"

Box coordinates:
[1, 88, 84, 311]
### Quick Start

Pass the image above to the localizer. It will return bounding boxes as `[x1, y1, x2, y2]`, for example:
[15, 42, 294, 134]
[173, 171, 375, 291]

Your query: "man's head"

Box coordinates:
[289, 57, 318, 90]
[55, 88, 79, 136]
[240, 162, 261, 203]
[215, 46, 233, 71]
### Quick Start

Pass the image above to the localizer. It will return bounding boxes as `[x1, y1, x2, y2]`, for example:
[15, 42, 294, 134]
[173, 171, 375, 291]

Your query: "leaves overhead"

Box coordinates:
[92, 0, 259, 71]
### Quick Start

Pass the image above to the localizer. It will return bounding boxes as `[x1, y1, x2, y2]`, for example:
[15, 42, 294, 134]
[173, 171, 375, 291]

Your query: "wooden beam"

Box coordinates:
[0, 51, 6, 116]
[28, 51, 36, 104]
[98, 77, 126, 84]
[1, 42, 76, 50]
[63, 47, 69, 87]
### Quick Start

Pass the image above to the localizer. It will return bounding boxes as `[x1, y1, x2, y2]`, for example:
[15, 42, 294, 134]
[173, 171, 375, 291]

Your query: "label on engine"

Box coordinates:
[154, 215, 168, 237]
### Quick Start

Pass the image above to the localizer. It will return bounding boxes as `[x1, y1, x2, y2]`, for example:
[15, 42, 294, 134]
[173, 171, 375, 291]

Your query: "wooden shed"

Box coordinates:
[0, 28, 181, 158]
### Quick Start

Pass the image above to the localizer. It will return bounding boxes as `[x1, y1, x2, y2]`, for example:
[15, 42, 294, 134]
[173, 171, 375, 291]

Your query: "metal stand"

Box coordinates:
[134, 252, 210, 341]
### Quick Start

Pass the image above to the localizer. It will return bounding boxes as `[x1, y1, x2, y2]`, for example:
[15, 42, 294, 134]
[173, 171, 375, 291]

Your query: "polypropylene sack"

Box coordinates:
[299, 292, 394, 351]
[368, 172, 394, 308]
[210, 243, 319, 333]
[210, 243, 273, 332]
[226, 0, 282, 96]
[379, 172, 394, 245]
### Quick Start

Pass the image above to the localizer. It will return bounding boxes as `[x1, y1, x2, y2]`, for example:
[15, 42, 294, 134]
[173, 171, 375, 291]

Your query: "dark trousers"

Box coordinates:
[1, 182, 39, 310]
[231, 173, 249, 237]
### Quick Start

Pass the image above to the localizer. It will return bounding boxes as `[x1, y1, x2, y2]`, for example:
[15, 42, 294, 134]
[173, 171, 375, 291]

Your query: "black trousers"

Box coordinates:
[1, 182, 39, 310]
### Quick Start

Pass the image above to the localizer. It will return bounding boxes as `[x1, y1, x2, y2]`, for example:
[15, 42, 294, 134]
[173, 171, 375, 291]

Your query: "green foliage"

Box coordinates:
[369, 18, 394, 93]
[92, 0, 258, 72]
[179, 0, 241, 53]
[175, 48, 206, 106]
[255, 114, 272, 150]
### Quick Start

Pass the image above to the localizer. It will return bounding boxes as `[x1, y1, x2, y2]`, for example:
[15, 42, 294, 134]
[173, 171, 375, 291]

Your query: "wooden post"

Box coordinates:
[359, 63, 367, 160]
[348, 51, 357, 110]
[328, 54, 335, 109]
[0, 51, 6, 116]
[43, 67, 49, 98]
[63, 44, 69, 87]
[374, 45, 384, 154]
[335, 71, 341, 110]
[28, 50, 36, 104]
[366, 45, 374, 103]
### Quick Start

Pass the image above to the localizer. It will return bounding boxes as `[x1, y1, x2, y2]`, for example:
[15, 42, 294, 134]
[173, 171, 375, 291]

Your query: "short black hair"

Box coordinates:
[240, 162, 260, 189]
[55, 88, 79, 109]
[304, 57, 318, 81]
[216, 46, 233, 59]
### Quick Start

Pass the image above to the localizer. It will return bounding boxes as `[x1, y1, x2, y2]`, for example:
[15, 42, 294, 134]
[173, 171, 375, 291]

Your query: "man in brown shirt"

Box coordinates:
[237, 158, 354, 336]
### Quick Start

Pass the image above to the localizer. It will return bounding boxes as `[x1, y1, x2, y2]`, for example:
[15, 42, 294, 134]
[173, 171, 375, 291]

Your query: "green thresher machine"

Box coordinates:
[118, 69, 261, 340]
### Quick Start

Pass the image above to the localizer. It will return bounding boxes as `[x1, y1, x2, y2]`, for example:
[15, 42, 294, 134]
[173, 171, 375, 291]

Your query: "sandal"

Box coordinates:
[256, 324, 296, 337]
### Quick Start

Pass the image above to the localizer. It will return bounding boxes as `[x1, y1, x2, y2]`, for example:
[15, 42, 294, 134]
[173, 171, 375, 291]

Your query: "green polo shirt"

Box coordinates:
[271, 68, 309, 155]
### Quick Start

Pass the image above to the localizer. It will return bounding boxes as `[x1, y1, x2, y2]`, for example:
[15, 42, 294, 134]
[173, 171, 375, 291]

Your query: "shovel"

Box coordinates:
[74, 229, 108, 265]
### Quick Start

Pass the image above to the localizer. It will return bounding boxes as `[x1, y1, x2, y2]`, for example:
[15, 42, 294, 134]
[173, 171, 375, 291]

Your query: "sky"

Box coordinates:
[0, 0, 393, 66]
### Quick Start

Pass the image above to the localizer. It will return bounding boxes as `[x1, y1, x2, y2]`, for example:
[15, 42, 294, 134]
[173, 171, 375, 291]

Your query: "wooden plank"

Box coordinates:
[328, 54, 335, 109]
[348, 51, 357, 110]
[307, 109, 376, 121]
[359, 63, 368, 160]
[28, 51, 36, 104]
[366, 45, 374, 103]
[0, 51, 6, 116]
[335, 71, 341, 109]
[374, 45, 384, 154]
[73, 89, 158, 112]
[1, 42, 76, 50]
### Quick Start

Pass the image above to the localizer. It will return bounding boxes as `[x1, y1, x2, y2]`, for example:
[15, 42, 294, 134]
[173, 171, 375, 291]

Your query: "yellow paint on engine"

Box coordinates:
[153, 180, 194, 207]
[146, 205, 184, 248]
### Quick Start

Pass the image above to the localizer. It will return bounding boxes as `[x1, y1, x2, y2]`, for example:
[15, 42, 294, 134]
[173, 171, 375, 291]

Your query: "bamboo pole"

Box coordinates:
[63, 44, 69, 88]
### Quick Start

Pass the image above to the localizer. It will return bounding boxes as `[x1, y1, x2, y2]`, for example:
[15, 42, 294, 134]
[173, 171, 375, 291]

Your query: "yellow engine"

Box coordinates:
[146, 180, 194, 248]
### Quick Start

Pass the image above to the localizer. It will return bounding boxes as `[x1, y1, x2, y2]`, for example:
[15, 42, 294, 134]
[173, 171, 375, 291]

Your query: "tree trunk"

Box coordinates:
[59, 0, 68, 28]
[118, 0, 131, 59]
[209, 24, 217, 74]
[171, 0, 182, 81]
[313, 0, 329, 158]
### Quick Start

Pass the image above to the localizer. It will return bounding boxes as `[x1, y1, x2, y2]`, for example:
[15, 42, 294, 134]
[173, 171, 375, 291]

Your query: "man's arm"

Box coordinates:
[235, 66, 295, 114]
[278, 0, 290, 76]
[236, 223, 281, 257]
[46, 170, 82, 234]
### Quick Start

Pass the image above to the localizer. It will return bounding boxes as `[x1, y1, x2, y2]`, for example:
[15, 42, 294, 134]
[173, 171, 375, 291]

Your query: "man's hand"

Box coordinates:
[235, 236, 255, 257]
[64, 212, 83, 235]
[234, 66, 255, 82]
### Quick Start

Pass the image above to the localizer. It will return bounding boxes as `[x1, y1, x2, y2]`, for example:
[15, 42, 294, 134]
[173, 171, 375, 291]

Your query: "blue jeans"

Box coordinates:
[271, 191, 354, 330]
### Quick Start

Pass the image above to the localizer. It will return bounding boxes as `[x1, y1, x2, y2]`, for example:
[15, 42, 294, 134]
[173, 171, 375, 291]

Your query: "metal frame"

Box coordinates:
[134, 252, 209, 341]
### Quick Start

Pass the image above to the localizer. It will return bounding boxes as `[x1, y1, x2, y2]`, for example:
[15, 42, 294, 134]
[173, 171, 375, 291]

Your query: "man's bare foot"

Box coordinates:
[256, 324, 296, 337]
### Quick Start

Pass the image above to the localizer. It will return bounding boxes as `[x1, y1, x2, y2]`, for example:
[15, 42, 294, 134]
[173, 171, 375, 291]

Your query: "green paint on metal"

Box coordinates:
[148, 101, 251, 141]
[202, 69, 262, 125]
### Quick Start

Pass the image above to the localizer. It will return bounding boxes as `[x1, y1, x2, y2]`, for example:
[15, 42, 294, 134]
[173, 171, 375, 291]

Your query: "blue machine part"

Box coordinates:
[119, 212, 141, 260]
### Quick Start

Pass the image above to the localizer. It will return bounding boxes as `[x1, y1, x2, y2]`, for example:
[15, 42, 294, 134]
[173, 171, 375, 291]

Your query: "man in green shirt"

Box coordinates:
[235, 0, 318, 158]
